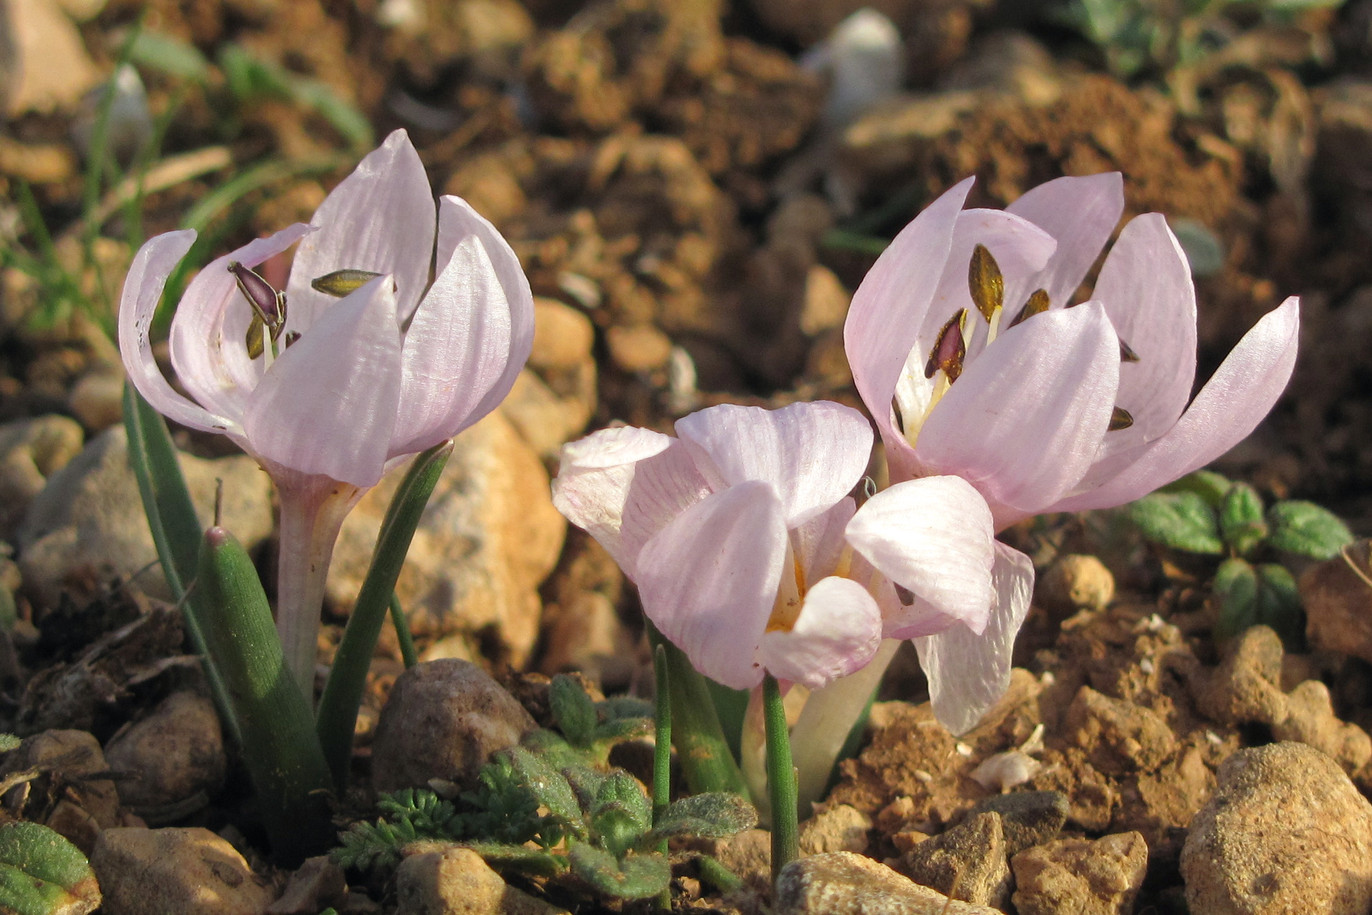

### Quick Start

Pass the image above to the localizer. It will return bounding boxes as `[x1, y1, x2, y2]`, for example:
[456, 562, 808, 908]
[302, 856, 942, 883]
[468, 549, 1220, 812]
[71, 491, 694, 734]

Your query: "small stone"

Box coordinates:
[1194, 625, 1288, 726]
[499, 368, 595, 461]
[1011, 832, 1148, 915]
[775, 851, 1005, 915]
[1300, 539, 1372, 664]
[4, 0, 102, 116]
[1039, 554, 1115, 616]
[967, 791, 1069, 856]
[2, 729, 119, 852]
[896, 811, 1011, 908]
[1272, 678, 1372, 772]
[370, 659, 537, 793]
[17, 426, 273, 608]
[1182, 742, 1372, 914]
[66, 369, 125, 432]
[104, 692, 226, 819]
[90, 826, 274, 915]
[606, 323, 674, 373]
[800, 803, 871, 855]
[266, 856, 347, 915]
[1063, 686, 1175, 774]
[0, 414, 84, 541]
[799, 265, 850, 336]
[395, 846, 569, 915]
[529, 298, 594, 372]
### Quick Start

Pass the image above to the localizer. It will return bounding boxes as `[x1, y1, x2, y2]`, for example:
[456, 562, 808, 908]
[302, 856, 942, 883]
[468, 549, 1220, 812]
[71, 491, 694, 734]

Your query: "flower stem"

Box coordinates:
[763, 673, 798, 887]
[652, 643, 672, 912]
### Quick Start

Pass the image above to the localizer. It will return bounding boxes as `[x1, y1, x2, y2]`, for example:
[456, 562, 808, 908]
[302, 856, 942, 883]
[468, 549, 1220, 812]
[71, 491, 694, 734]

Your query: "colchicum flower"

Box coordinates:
[844, 172, 1300, 530]
[119, 130, 535, 694]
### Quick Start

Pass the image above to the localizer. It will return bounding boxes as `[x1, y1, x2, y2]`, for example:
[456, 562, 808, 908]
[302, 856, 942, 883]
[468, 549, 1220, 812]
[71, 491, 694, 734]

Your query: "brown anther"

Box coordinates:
[230, 261, 288, 358]
[1008, 289, 1050, 328]
[924, 308, 967, 381]
[1119, 338, 1141, 363]
[1109, 406, 1134, 431]
[968, 244, 1004, 323]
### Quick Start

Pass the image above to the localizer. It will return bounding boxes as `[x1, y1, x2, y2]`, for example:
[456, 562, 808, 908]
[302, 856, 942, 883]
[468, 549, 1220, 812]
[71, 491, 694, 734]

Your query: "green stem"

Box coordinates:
[763, 673, 798, 887]
[390, 592, 417, 669]
[652, 644, 672, 912]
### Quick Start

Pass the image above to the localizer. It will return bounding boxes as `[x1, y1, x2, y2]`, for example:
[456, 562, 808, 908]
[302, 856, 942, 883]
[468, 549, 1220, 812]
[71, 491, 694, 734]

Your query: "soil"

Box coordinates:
[4, 0, 1372, 912]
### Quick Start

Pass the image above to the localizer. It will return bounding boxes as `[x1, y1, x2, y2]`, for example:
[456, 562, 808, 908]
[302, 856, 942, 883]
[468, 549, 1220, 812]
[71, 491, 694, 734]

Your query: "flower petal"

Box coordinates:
[119, 230, 239, 434]
[389, 196, 535, 455]
[758, 577, 883, 690]
[845, 475, 995, 635]
[1053, 296, 1300, 511]
[674, 401, 873, 527]
[635, 481, 787, 690]
[1004, 172, 1124, 309]
[170, 223, 313, 425]
[551, 427, 709, 577]
[915, 302, 1120, 526]
[285, 129, 436, 330]
[243, 276, 403, 488]
[845, 178, 973, 466]
[914, 542, 1033, 734]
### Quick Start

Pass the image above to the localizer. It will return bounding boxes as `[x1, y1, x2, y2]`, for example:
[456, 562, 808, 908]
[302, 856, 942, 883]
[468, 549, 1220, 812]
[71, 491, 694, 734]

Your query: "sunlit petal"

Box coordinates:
[759, 577, 882, 690]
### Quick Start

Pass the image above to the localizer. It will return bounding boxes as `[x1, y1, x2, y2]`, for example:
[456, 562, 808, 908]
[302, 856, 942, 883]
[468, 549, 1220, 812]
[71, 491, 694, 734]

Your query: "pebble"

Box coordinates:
[499, 367, 595, 461]
[104, 691, 226, 820]
[774, 851, 1005, 915]
[266, 855, 347, 915]
[369, 658, 537, 793]
[1181, 742, 1372, 914]
[0, 414, 84, 541]
[66, 368, 126, 432]
[529, 298, 594, 372]
[1039, 554, 1115, 616]
[3, 0, 102, 116]
[394, 845, 569, 914]
[606, 323, 674, 373]
[1063, 686, 1175, 775]
[90, 826, 275, 915]
[329, 412, 565, 668]
[1011, 832, 1148, 915]
[2, 729, 120, 853]
[967, 791, 1068, 856]
[895, 811, 1011, 908]
[1300, 538, 1372, 663]
[16, 426, 274, 608]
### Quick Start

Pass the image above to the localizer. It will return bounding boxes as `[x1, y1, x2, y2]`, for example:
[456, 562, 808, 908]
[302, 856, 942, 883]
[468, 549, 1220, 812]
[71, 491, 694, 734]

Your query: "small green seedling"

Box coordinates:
[1126, 470, 1353, 646]
[335, 676, 756, 903]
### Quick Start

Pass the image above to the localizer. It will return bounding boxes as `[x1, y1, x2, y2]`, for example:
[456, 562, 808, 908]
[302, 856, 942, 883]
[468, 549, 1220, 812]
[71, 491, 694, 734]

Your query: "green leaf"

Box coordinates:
[568, 845, 670, 900]
[550, 675, 599, 748]
[1255, 563, 1304, 647]
[590, 772, 653, 856]
[1219, 482, 1268, 557]
[1213, 557, 1258, 644]
[316, 440, 453, 790]
[650, 792, 757, 842]
[1126, 491, 1224, 554]
[461, 842, 564, 877]
[1159, 469, 1232, 507]
[0, 822, 100, 915]
[1266, 500, 1354, 560]
[126, 31, 211, 82]
[507, 747, 584, 834]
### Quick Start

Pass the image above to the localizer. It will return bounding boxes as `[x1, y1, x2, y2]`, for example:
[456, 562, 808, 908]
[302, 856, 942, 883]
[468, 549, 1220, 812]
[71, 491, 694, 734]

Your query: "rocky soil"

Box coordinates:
[5, 0, 1372, 912]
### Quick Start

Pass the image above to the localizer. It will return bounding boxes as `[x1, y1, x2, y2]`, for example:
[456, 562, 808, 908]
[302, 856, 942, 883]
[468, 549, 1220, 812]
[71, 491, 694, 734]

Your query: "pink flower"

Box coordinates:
[552, 402, 1005, 694]
[119, 129, 534, 692]
[844, 173, 1300, 530]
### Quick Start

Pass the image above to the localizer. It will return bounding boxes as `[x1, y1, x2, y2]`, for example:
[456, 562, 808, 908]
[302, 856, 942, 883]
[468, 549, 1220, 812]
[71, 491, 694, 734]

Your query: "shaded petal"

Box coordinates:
[845, 178, 972, 466]
[119, 230, 240, 434]
[551, 427, 709, 577]
[243, 276, 403, 488]
[793, 497, 856, 586]
[675, 401, 873, 527]
[636, 481, 787, 690]
[170, 224, 313, 424]
[758, 577, 883, 690]
[914, 542, 1033, 734]
[389, 196, 535, 455]
[916, 303, 1119, 526]
[845, 475, 995, 634]
[1053, 296, 1300, 512]
[1004, 172, 1124, 308]
[285, 130, 436, 330]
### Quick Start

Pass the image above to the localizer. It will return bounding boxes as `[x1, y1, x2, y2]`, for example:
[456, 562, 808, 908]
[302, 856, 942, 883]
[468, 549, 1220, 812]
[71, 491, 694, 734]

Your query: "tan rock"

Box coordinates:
[330, 411, 565, 667]
[1182, 742, 1372, 914]
[1039, 554, 1115, 616]
[90, 827, 274, 915]
[896, 812, 1011, 908]
[529, 298, 594, 372]
[1300, 539, 1372, 663]
[775, 851, 1005, 914]
[395, 846, 569, 914]
[1011, 832, 1148, 915]
[105, 692, 226, 818]
[0, 414, 84, 541]
[799, 265, 850, 337]
[370, 659, 537, 793]
[1063, 686, 1174, 775]
[4, 0, 102, 116]
[606, 323, 674, 373]
[3, 729, 119, 853]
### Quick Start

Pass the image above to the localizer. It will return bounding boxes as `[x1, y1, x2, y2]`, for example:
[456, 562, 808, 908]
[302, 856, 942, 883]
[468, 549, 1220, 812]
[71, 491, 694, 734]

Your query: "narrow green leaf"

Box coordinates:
[1219, 482, 1268, 557]
[316, 440, 453, 789]
[196, 527, 333, 862]
[1126, 491, 1224, 554]
[550, 674, 599, 748]
[1267, 500, 1354, 560]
